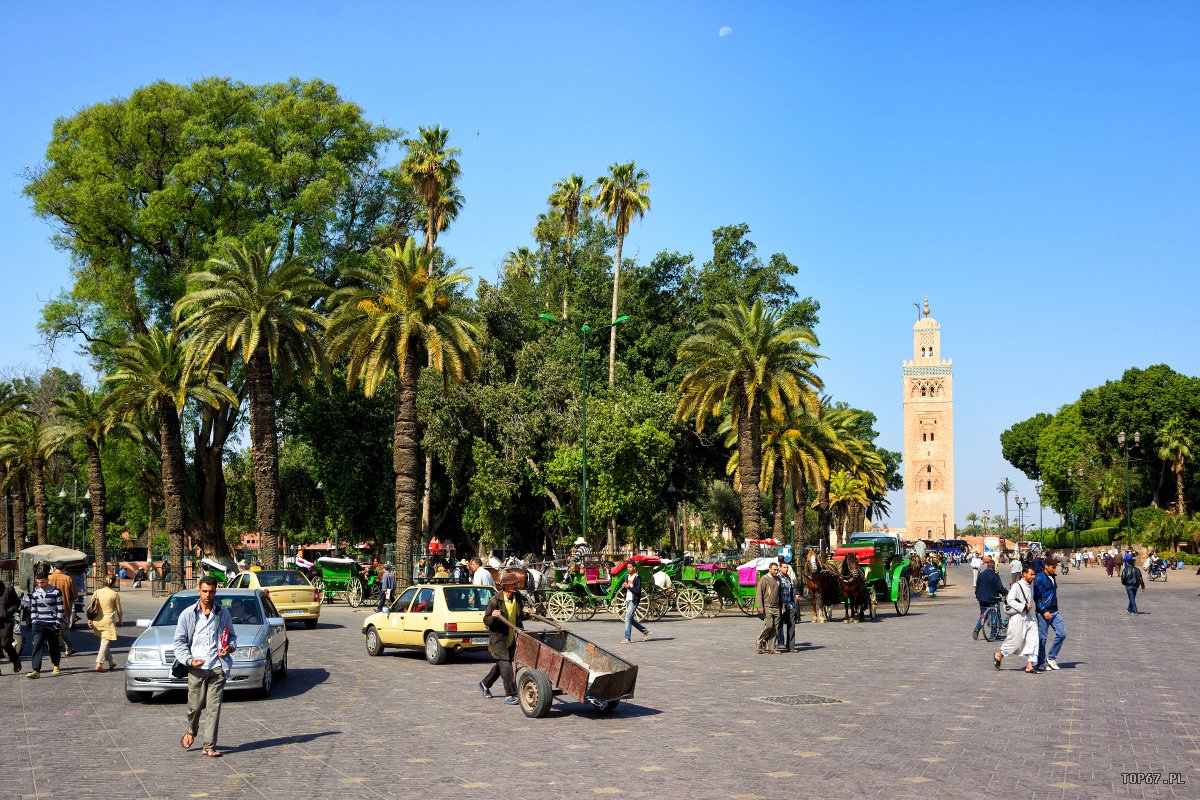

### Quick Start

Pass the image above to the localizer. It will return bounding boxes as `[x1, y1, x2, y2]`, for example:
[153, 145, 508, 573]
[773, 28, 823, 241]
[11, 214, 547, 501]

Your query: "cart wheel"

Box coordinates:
[634, 592, 652, 622]
[736, 594, 758, 616]
[347, 578, 364, 608]
[312, 577, 327, 603]
[365, 626, 384, 656]
[894, 578, 911, 616]
[702, 594, 723, 617]
[546, 592, 577, 622]
[425, 632, 448, 665]
[677, 588, 705, 619]
[516, 668, 554, 718]
[608, 596, 625, 619]
[868, 588, 877, 620]
[574, 597, 597, 622]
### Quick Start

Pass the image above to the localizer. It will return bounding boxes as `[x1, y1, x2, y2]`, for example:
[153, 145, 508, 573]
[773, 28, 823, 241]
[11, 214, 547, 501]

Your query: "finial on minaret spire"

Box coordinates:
[923, 297, 930, 317]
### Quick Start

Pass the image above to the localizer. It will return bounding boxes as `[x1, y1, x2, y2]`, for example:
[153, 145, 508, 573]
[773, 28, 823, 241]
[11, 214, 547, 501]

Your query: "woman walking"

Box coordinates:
[994, 564, 1039, 675]
[88, 575, 123, 671]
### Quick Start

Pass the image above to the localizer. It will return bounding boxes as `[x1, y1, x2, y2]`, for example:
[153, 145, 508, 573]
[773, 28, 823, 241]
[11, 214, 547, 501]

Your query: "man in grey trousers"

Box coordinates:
[755, 562, 782, 654]
[173, 576, 237, 757]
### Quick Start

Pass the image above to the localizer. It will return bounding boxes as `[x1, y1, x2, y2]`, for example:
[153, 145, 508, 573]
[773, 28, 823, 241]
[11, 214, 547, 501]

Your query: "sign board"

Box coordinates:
[983, 536, 1000, 556]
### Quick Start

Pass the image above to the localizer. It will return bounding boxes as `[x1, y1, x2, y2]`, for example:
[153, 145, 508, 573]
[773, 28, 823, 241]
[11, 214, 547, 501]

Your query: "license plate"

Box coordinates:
[282, 610, 304, 616]
[470, 636, 487, 644]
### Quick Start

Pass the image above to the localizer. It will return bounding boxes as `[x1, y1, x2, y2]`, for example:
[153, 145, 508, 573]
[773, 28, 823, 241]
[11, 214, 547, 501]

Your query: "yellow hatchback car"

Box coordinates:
[229, 570, 321, 629]
[361, 583, 496, 664]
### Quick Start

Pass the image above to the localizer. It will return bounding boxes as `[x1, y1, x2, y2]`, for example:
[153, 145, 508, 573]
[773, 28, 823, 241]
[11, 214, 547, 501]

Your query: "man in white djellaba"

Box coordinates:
[993, 564, 1039, 675]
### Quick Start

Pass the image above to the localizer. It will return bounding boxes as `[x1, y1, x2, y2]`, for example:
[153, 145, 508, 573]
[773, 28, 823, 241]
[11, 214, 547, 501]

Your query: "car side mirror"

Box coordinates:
[267, 617, 285, 627]
[135, 619, 152, 628]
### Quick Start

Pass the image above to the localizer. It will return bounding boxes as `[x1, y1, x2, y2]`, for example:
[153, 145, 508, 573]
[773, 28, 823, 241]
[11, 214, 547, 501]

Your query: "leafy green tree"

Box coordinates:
[174, 242, 329, 569]
[326, 238, 480, 587]
[1156, 417, 1193, 515]
[1000, 412, 1053, 481]
[546, 174, 592, 319]
[593, 162, 651, 387]
[0, 413, 54, 546]
[104, 328, 237, 586]
[0, 383, 31, 552]
[827, 469, 867, 546]
[676, 300, 823, 541]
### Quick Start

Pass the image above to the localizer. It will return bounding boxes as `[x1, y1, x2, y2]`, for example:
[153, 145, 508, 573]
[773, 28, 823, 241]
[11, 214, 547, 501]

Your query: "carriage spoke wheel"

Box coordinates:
[702, 594, 723, 617]
[312, 577, 327, 604]
[736, 594, 758, 616]
[676, 588, 705, 619]
[574, 597, 597, 621]
[546, 592, 577, 622]
[894, 577, 911, 616]
[347, 578, 364, 608]
[868, 587, 877, 620]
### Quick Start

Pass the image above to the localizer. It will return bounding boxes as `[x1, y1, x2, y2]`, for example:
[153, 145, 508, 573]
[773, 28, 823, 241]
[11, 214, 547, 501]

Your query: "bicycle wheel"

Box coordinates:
[986, 609, 1004, 642]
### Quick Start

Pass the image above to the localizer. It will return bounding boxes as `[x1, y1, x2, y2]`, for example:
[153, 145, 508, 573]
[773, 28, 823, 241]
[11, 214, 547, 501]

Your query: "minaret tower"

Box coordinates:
[903, 298, 955, 539]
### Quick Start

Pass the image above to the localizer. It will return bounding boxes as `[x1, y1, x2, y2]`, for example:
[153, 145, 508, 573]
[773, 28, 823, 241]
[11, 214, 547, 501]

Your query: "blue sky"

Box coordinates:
[2, 2, 1197, 529]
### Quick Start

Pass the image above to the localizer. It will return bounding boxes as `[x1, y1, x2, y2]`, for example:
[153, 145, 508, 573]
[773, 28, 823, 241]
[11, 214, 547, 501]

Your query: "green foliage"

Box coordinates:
[1000, 412, 1052, 481]
[1132, 505, 1166, 533]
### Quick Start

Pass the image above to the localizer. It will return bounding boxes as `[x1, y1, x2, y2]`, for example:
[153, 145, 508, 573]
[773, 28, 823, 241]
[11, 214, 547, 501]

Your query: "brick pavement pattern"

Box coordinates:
[2, 565, 1198, 799]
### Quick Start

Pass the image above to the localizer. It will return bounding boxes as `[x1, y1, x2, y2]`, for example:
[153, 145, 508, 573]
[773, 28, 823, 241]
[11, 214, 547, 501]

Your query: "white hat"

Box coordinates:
[574, 537, 587, 546]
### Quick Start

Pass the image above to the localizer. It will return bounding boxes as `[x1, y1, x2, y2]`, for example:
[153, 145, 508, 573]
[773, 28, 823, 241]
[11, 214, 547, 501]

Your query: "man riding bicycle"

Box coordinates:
[973, 558, 1006, 639]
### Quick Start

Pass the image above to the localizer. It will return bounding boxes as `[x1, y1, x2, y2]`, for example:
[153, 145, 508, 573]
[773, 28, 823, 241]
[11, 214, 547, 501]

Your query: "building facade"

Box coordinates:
[903, 299, 955, 539]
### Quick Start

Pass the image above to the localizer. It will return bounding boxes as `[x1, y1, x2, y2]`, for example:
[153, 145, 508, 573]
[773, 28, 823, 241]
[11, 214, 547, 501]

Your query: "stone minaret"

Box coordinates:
[903, 298, 955, 539]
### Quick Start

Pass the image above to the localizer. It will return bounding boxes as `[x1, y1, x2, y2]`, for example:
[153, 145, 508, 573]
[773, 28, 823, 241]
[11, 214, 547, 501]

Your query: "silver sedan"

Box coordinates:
[124, 588, 288, 702]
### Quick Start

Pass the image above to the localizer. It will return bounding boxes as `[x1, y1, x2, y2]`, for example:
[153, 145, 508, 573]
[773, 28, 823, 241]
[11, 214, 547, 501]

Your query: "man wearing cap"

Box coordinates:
[478, 575, 528, 705]
[1033, 556, 1066, 671]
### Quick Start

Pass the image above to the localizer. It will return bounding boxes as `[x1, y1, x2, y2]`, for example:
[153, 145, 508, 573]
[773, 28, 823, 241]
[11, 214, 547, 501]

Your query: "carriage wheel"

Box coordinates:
[702, 594, 723, 617]
[347, 578, 365, 608]
[312, 577, 328, 604]
[650, 593, 669, 621]
[909, 576, 926, 596]
[574, 596, 597, 621]
[546, 592, 577, 622]
[677, 588, 705, 619]
[736, 594, 758, 616]
[867, 587, 877, 620]
[894, 578, 911, 616]
[634, 592, 652, 622]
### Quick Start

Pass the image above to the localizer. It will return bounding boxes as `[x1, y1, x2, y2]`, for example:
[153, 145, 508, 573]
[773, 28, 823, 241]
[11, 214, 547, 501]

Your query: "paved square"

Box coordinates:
[3, 565, 1197, 799]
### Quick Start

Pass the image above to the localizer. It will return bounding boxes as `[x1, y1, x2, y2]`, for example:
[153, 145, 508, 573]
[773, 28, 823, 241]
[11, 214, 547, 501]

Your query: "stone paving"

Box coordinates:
[3, 564, 1199, 800]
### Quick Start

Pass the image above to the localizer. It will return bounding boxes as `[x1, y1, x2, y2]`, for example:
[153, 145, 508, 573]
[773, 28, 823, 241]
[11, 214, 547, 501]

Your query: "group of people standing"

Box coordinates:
[754, 560, 803, 654]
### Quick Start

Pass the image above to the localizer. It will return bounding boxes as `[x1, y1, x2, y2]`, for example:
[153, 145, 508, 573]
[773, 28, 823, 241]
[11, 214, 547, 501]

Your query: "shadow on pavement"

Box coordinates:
[268, 667, 331, 698]
[541, 702, 663, 720]
[222, 730, 340, 754]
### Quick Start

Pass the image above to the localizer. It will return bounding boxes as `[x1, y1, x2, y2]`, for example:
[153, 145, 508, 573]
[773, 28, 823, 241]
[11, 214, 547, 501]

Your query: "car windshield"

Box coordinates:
[151, 595, 264, 627]
[444, 586, 495, 611]
[255, 571, 310, 587]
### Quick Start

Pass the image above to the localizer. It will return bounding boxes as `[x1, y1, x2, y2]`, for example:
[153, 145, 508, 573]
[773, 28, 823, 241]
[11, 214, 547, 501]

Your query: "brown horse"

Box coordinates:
[838, 553, 869, 623]
[801, 548, 840, 623]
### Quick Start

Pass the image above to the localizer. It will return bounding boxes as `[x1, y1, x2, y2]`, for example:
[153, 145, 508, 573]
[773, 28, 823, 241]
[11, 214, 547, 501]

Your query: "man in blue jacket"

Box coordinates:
[973, 559, 1006, 639]
[1033, 556, 1066, 671]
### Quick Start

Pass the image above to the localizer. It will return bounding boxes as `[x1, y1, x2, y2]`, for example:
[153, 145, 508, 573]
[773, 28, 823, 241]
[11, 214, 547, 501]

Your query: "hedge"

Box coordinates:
[1039, 526, 1126, 549]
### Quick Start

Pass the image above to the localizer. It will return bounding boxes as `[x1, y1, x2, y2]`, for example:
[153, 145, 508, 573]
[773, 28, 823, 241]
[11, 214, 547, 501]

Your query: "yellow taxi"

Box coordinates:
[361, 583, 495, 664]
[229, 570, 321, 629]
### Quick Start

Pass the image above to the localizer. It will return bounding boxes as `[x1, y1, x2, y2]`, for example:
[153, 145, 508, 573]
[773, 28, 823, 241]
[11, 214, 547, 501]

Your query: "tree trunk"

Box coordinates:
[420, 354, 434, 542]
[1175, 463, 1186, 515]
[0, 466, 10, 554]
[193, 398, 238, 568]
[31, 458, 47, 546]
[393, 350, 422, 589]
[608, 231, 624, 387]
[86, 441, 107, 577]
[159, 399, 190, 592]
[793, 476, 809, 551]
[247, 347, 282, 570]
[1003, 494, 1009, 534]
[13, 485, 27, 549]
[771, 464, 786, 542]
[816, 484, 831, 554]
[736, 398, 762, 541]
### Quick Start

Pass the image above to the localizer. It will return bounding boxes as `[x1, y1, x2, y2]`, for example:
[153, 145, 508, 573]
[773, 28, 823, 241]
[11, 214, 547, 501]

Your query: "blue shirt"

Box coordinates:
[1033, 572, 1058, 614]
[778, 574, 796, 609]
[173, 601, 237, 672]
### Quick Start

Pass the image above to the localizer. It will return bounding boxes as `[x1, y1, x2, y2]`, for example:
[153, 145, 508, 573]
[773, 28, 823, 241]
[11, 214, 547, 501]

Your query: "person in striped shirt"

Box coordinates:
[27, 568, 64, 678]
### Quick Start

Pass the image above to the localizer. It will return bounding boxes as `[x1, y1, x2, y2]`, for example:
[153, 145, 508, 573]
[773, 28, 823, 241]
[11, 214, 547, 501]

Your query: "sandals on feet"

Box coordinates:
[180, 733, 194, 750]
[202, 748, 222, 757]
[993, 654, 1002, 670]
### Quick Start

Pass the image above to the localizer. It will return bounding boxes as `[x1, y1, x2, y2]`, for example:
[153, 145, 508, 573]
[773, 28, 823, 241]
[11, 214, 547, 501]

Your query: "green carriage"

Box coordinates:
[201, 557, 236, 587]
[311, 556, 374, 607]
[709, 556, 777, 616]
[544, 555, 667, 623]
[655, 559, 722, 618]
[830, 537, 913, 618]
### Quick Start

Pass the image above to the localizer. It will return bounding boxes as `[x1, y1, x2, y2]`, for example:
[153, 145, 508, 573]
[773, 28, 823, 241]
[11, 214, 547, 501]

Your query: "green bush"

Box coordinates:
[1132, 506, 1166, 533]
[1177, 553, 1200, 566]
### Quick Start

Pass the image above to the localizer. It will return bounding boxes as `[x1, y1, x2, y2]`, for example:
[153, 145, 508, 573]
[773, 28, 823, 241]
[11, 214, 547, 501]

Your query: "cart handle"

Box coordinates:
[492, 609, 566, 632]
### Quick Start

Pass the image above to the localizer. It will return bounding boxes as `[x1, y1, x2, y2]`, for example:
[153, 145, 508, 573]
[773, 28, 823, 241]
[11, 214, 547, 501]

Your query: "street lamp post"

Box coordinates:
[1118, 430, 1140, 550]
[1066, 468, 1078, 553]
[58, 477, 82, 551]
[540, 313, 630, 553]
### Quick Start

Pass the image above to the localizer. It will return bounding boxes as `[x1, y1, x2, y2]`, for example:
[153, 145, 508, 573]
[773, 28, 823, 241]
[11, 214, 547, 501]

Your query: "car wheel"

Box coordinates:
[275, 645, 288, 680]
[259, 662, 274, 698]
[303, 618, 318, 630]
[425, 632, 448, 665]
[365, 626, 384, 657]
[125, 687, 143, 703]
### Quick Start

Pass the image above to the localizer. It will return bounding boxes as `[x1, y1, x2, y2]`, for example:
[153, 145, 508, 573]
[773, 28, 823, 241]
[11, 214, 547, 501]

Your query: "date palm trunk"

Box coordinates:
[13, 487, 28, 550]
[31, 458, 47, 546]
[793, 476, 809, 551]
[159, 399, 189, 592]
[247, 346, 282, 570]
[771, 465, 786, 542]
[85, 440, 107, 577]
[1175, 463, 1186, 515]
[608, 231, 624, 387]
[394, 351, 422, 589]
[736, 398, 762, 541]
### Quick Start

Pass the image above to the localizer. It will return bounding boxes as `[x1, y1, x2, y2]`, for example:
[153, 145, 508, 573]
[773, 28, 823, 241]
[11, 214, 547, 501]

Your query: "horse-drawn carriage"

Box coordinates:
[710, 555, 777, 615]
[544, 554, 667, 623]
[801, 536, 912, 622]
[311, 557, 375, 607]
[201, 557, 236, 587]
[653, 558, 722, 618]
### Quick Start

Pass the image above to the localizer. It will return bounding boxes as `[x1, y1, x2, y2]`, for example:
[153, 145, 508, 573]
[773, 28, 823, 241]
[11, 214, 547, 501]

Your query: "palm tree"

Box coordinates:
[996, 477, 1015, 534]
[593, 162, 650, 387]
[1156, 417, 1193, 515]
[827, 469, 868, 546]
[104, 328, 236, 590]
[174, 242, 329, 570]
[547, 174, 591, 318]
[964, 512, 979, 533]
[0, 413, 54, 546]
[326, 237, 480, 588]
[676, 300, 823, 542]
[44, 388, 118, 575]
[402, 125, 462, 255]
[0, 382, 30, 553]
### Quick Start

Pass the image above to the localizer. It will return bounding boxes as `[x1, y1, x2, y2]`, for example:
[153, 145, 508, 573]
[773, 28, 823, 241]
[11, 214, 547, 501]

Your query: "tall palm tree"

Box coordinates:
[593, 162, 650, 387]
[105, 328, 236, 590]
[0, 413, 54, 546]
[996, 477, 1015, 534]
[827, 469, 868, 547]
[0, 382, 30, 553]
[547, 174, 591, 318]
[1156, 417, 1193, 515]
[964, 512, 979, 533]
[44, 388, 118, 574]
[174, 242, 329, 569]
[402, 125, 462, 255]
[326, 237, 480, 588]
[677, 300, 823, 541]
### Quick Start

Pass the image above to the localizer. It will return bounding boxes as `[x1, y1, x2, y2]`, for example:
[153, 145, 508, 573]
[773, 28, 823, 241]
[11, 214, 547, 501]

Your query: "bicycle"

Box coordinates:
[972, 598, 1008, 642]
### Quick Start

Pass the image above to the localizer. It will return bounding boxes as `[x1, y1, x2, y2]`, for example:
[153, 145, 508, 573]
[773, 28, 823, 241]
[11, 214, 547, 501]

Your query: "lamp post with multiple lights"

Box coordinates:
[1118, 430, 1140, 550]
